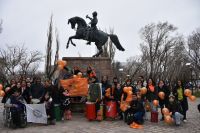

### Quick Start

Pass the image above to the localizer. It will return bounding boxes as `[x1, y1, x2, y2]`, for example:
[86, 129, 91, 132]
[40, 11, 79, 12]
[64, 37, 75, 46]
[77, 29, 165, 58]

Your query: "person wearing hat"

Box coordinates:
[5, 88, 26, 128]
[168, 94, 184, 126]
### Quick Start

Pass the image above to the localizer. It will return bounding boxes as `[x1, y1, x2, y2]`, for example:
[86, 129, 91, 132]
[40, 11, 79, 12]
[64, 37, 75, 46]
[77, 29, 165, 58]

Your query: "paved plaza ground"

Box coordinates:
[0, 98, 200, 133]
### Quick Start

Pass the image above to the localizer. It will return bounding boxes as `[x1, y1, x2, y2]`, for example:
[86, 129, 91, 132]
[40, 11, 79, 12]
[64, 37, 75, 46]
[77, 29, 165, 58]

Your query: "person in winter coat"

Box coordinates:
[157, 80, 170, 120]
[168, 94, 184, 126]
[173, 80, 188, 122]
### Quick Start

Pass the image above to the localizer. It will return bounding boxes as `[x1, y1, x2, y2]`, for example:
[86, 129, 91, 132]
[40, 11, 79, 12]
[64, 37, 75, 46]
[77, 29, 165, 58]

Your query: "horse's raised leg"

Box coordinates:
[70, 40, 76, 47]
[66, 35, 77, 49]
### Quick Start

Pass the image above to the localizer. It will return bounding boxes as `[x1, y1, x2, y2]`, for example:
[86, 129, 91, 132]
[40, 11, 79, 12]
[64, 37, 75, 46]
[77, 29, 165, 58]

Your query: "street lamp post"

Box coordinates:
[186, 63, 193, 94]
[119, 68, 123, 84]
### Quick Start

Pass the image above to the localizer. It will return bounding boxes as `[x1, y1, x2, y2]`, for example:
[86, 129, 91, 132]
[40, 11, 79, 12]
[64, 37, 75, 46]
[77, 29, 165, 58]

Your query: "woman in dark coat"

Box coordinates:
[157, 80, 170, 120]
[146, 78, 158, 111]
[173, 80, 188, 122]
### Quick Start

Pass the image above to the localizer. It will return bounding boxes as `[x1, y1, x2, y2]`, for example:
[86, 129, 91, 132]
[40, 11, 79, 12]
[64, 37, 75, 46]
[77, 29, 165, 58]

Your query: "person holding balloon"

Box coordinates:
[173, 80, 188, 122]
[157, 80, 170, 121]
[127, 94, 145, 126]
[146, 78, 158, 112]
[168, 94, 184, 126]
[121, 78, 136, 121]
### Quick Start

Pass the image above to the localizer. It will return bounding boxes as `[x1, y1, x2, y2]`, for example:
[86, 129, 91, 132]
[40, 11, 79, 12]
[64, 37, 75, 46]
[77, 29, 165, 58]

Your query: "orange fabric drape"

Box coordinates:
[60, 77, 88, 96]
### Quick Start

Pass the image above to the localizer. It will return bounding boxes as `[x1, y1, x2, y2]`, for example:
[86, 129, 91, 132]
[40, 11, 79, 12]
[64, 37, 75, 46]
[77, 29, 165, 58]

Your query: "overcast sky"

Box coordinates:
[0, 0, 200, 70]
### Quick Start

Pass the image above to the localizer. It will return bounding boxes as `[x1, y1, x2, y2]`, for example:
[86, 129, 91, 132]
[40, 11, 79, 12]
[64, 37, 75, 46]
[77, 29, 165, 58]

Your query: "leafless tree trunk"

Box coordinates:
[45, 15, 60, 79]
[101, 28, 116, 62]
[139, 22, 178, 81]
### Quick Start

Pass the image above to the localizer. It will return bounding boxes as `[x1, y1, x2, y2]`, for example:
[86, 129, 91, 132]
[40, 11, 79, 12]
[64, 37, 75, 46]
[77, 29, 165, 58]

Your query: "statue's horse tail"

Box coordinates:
[109, 34, 125, 51]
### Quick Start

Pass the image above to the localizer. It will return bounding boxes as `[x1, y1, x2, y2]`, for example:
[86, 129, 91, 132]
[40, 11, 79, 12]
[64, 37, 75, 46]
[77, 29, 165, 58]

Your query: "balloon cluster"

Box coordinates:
[184, 89, 196, 102]
[0, 84, 5, 97]
[123, 87, 133, 102]
[162, 107, 173, 124]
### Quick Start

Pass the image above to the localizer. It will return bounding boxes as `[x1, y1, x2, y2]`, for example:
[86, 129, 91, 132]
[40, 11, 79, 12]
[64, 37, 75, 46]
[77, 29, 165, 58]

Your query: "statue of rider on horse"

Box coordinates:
[67, 11, 125, 57]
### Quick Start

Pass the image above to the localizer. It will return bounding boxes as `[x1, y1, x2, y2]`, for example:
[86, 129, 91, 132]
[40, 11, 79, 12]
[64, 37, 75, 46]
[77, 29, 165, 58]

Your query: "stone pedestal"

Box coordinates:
[62, 57, 113, 80]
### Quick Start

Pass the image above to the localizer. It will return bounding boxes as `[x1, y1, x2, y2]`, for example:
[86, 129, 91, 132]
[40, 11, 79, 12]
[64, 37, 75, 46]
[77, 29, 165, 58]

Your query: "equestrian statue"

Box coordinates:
[67, 11, 125, 57]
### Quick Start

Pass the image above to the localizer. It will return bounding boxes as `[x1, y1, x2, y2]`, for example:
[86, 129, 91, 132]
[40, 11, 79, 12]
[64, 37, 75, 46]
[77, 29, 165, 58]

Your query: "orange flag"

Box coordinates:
[60, 77, 88, 96]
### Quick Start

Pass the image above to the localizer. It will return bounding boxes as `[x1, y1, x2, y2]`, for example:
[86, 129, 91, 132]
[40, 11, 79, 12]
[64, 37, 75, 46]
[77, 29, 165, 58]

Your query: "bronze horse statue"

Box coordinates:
[67, 16, 125, 57]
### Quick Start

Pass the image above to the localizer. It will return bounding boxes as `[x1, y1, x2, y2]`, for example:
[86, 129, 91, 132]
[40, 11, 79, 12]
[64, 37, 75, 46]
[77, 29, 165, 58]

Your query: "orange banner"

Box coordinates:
[60, 77, 88, 96]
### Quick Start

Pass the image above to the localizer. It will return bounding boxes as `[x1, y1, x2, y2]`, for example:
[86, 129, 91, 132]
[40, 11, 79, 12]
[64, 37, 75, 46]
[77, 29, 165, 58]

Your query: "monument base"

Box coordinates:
[62, 57, 113, 80]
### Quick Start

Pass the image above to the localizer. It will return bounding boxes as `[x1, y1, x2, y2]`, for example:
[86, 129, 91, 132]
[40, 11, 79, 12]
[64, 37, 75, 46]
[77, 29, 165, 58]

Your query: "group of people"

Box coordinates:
[0, 65, 195, 129]
[89, 75, 190, 127]
[2, 76, 71, 128]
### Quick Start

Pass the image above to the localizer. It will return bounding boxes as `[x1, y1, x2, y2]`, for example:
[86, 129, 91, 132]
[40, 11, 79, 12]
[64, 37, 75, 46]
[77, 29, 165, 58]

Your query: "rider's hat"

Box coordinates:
[92, 11, 97, 17]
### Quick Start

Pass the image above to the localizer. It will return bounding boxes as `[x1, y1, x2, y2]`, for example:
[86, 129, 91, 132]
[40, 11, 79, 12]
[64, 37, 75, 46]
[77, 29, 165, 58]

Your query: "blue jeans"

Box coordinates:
[172, 112, 184, 125]
[134, 112, 144, 122]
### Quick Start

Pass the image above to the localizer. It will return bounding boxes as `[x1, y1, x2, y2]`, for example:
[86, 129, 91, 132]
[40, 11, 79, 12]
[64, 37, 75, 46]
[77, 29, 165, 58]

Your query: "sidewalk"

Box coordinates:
[0, 98, 199, 133]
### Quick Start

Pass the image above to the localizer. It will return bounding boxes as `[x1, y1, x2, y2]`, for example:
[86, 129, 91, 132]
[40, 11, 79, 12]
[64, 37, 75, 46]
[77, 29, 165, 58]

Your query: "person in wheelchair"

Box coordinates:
[5, 88, 27, 128]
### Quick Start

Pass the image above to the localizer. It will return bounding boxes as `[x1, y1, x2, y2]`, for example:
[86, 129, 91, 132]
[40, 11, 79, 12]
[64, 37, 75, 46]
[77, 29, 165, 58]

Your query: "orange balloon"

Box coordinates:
[73, 75, 77, 78]
[184, 89, 192, 97]
[153, 100, 159, 106]
[0, 90, 5, 97]
[164, 115, 173, 124]
[120, 101, 129, 112]
[162, 107, 169, 115]
[0, 84, 3, 90]
[57, 60, 67, 66]
[127, 90, 133, 95]
[125, 91, 133, 102]
[123, 87, 128, 93]
[189, 95, 196, 102]
[58, 64, 64, 70]
[140, 87, 147, 95]
[127, 87, 132, 92]
[158, 92, 165, 100]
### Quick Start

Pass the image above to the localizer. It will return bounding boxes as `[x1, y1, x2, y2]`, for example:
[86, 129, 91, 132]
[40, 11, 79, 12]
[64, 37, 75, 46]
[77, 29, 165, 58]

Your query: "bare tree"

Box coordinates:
[0, 45, 43, 82]
[101, 28, 116, 62]
[45, 15, 60, 79]
[187, 28, 200, 89]
[139, 22, 178, 81]
[188, 28, 200, 71]
[124, 56, 144, 80]
[19, 50, 43, 75]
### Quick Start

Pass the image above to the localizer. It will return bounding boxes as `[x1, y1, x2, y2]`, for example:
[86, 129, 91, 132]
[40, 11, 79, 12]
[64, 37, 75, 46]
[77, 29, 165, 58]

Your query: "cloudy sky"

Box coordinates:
[0, 0, 200, 69]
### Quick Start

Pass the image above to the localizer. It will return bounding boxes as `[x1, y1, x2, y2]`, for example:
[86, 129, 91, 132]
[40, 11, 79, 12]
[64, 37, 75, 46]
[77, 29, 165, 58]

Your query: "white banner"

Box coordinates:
[25, 104, 47, 124]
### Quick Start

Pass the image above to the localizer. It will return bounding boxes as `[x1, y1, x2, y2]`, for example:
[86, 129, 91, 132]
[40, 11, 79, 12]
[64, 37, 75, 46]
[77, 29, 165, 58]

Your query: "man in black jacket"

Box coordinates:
[126, 94, 145, 125]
